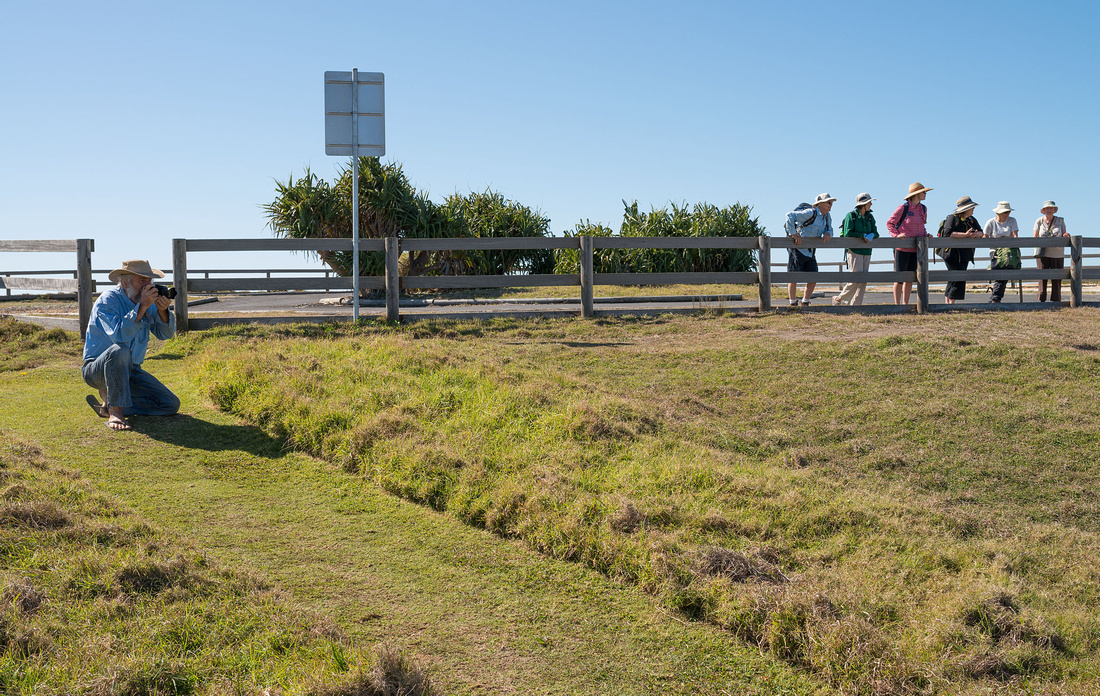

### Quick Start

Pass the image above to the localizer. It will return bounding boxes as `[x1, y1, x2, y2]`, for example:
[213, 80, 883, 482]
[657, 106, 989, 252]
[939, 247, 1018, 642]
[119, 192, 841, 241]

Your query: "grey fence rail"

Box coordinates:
[168, 235, 1097, 330]
[0, 239, 94, 338]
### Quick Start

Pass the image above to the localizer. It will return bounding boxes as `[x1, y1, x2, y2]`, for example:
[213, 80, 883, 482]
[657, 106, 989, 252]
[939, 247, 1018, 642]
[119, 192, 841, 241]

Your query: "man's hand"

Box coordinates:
[154, 295, 172, 311]
[791, 233, 802, 246]
[138, 284, 158, 312]
[823, 233, 832, 241]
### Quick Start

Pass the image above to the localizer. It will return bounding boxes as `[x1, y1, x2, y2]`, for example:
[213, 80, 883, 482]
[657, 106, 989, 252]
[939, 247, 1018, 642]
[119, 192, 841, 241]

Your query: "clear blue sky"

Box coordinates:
[2, 0, 1097, 274]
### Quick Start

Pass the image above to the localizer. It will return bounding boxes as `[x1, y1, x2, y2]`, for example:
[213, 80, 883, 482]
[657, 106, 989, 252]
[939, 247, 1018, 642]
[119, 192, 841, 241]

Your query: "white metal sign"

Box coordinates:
[324, 68, 386, 323]
[324, 71, 385, 156]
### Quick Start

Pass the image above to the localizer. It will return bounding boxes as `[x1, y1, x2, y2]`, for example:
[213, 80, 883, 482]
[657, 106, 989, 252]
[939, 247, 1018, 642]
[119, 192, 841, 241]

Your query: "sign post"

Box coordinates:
[325, 69, 385, 321]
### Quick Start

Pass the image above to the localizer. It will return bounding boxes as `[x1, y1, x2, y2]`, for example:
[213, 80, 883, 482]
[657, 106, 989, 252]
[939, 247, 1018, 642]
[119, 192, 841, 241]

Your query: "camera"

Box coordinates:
[154, 284, 177, 299]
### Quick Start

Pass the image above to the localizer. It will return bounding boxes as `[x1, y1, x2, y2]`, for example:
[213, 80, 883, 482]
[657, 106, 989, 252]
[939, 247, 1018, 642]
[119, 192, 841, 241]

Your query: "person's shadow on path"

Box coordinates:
[131, 413, 286, 458]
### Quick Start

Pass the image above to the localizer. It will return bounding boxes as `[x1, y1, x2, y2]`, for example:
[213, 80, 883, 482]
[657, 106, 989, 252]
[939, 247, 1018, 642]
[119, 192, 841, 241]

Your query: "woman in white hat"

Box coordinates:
[939, 196, 983, 304]
[1033, 200, 1069, 302]
[983, 201, 1020, 303]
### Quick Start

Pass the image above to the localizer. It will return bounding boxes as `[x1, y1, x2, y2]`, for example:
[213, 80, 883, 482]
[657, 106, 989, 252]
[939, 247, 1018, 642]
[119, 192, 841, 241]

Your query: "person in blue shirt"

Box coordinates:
[82, 260, 180, 431]
[785, 193, 835, 305]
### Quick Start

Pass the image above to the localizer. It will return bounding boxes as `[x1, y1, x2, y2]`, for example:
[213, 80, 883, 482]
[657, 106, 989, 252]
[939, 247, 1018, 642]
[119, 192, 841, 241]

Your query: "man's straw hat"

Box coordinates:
[108, 259, 165, 283]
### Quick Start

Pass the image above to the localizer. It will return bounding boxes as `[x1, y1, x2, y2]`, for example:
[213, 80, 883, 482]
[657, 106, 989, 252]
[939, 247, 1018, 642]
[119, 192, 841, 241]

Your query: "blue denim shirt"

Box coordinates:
[82, 286, 176, 365]
[786, 207, 833, 256]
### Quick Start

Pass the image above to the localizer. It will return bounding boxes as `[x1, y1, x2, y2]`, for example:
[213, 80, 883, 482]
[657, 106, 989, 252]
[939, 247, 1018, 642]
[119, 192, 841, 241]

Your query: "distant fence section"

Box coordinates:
[168, 235, 1097, 330]
[0, 239, 94, 338]
[4, 237, 1096, 333]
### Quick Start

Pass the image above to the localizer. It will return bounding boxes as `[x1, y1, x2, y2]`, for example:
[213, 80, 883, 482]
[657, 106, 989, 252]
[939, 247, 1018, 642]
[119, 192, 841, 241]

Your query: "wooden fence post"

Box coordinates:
[579, 236, 594, 318]
[915, 237, 929, 314]
[172, 239, 189, 332]
[76, 238, 94, 339]
[385, 236, 400, 322]
[1070, 236, 1083, 308]
[757, 236, 771, 311]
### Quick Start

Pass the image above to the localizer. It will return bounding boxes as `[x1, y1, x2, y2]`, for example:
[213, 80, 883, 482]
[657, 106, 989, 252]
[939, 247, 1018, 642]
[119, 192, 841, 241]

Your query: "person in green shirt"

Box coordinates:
[833, 193, 879, 306]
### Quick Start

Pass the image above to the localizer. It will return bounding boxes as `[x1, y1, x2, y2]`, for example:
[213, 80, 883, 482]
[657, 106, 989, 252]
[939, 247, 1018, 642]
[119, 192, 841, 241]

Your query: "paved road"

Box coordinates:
[185, 286, 1085, 324]
[6, 287, 1091, 333]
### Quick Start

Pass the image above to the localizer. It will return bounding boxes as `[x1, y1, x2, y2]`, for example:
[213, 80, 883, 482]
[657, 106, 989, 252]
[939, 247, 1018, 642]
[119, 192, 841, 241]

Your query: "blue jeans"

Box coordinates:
[81, 344, 180, 417]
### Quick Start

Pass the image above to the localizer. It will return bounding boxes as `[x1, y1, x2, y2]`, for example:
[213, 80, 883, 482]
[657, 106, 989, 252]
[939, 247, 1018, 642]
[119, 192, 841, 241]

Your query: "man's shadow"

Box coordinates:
[131, 413, 287, 459]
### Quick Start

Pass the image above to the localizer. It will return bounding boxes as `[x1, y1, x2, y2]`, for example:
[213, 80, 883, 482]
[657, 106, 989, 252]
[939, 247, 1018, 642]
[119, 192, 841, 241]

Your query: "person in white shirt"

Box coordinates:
[982, 201, 1019, 303]
[1033, 200, 1069, 302]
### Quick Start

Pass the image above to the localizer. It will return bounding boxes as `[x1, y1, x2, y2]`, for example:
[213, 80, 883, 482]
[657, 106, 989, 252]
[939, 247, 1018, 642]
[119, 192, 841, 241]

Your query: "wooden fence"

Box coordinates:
[0, 239, 94, 338]
[169, 235, 1097, 329]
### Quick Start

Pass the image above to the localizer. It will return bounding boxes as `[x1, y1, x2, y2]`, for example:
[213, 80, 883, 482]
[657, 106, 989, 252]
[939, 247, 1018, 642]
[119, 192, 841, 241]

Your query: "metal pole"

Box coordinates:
[351, 68, 360, 323]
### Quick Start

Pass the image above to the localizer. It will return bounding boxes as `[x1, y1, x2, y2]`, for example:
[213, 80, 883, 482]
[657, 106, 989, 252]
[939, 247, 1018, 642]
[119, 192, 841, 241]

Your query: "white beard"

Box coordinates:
[123, 282, 141, 303]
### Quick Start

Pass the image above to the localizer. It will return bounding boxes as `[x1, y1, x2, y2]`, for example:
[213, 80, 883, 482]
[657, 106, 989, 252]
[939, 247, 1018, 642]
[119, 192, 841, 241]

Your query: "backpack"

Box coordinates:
[934, 217, 951, 259]
[896, 201, 926, 227]
[784, 203, 818, 237]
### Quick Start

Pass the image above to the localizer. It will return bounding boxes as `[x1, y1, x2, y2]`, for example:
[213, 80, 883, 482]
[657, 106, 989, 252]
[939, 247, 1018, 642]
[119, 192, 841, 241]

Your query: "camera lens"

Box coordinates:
[154, 284, 177, 299]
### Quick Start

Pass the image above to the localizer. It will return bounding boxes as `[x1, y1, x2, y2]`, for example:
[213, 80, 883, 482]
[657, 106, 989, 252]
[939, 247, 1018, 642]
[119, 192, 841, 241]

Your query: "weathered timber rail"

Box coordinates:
[0, 239, 94, 338]
[167, 235, 1097, 329]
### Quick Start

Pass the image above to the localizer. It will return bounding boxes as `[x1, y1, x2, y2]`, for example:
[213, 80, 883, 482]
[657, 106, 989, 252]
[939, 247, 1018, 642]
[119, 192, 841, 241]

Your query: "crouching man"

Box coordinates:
[82, 260, 180, 431]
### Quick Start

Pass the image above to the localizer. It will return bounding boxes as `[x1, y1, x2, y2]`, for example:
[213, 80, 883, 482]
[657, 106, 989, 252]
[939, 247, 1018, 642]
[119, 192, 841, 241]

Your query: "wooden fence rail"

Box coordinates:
[0, 239, 94, 338]
[168, 235, 1096, 330]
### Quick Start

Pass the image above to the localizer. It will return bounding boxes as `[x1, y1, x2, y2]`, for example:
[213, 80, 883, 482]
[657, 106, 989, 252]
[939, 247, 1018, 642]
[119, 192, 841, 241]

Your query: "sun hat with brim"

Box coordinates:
[954, 196, 979, 215]
[1040, 200, 1058, 211]
[905, 182, 932, 199]
[108, 260, 165, 283]
[992, 201, 1013, 214]
[855, 193, 875, 206]
[814, 193, 837, 206]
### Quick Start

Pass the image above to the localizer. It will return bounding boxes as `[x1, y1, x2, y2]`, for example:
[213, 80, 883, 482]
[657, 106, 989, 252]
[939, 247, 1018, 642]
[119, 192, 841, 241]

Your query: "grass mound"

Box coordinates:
[186, 311, 1100, 694]
[0, 431, 436, 696]
[0, 317, 82, 372]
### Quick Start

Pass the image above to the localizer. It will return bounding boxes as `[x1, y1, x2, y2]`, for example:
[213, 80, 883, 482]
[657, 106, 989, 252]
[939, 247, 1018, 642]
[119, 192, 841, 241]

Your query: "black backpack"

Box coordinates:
[934, 218, 951, 259]
[897, 201, 926, 227]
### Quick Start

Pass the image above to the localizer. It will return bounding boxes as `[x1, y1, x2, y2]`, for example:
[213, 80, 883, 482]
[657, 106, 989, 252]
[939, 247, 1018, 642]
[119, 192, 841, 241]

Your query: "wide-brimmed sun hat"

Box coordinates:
[954, 196, 979, 215]
[992, 201, 1013, 214]
[1040, 200, 1058, 212]
[814, 193, 837, 205]
[855, 193, 875, 207]
[108, 259, 165, 283]
[905, 182, 933, 199]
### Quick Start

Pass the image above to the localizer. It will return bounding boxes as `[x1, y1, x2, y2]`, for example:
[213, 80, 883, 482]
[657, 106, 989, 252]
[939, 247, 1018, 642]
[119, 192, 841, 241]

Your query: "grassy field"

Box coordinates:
[0, 316, 830, 695]
[168, 308, 1100, 695]
[0, 431, 436, 692]
[3, 308, 1100, 694]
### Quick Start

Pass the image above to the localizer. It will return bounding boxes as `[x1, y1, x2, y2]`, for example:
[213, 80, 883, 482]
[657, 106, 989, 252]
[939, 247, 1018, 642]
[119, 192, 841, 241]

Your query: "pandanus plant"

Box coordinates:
[264, 159, 553, 284]
[556, 201, 763, 274]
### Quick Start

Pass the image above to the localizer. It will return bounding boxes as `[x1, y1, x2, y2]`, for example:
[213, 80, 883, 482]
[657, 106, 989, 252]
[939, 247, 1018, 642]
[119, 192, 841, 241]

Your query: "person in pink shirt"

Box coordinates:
[886, 182, 932, 305]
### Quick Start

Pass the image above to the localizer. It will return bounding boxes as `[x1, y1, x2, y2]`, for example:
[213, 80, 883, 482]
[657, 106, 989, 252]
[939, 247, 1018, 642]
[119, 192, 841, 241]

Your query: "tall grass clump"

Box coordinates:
[189, 310, 1100, 695]
[0, 317, 82, 372]
[0, 429, 435, 695]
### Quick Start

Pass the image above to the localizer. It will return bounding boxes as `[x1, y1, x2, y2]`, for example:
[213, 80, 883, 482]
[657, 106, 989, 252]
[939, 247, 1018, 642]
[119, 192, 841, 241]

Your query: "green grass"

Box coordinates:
[0, 426, 437, 696]
[0, 319, 82, 372]
[172, 310, 1100, 695]
[0, 316, 831, 696]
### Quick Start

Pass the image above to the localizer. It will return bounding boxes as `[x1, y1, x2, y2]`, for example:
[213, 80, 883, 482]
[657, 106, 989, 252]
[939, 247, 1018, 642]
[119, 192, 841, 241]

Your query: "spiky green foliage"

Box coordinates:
[440, 191, 555, 275]
[556, 201, 763, 274]
[264, 160, 552, 282]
